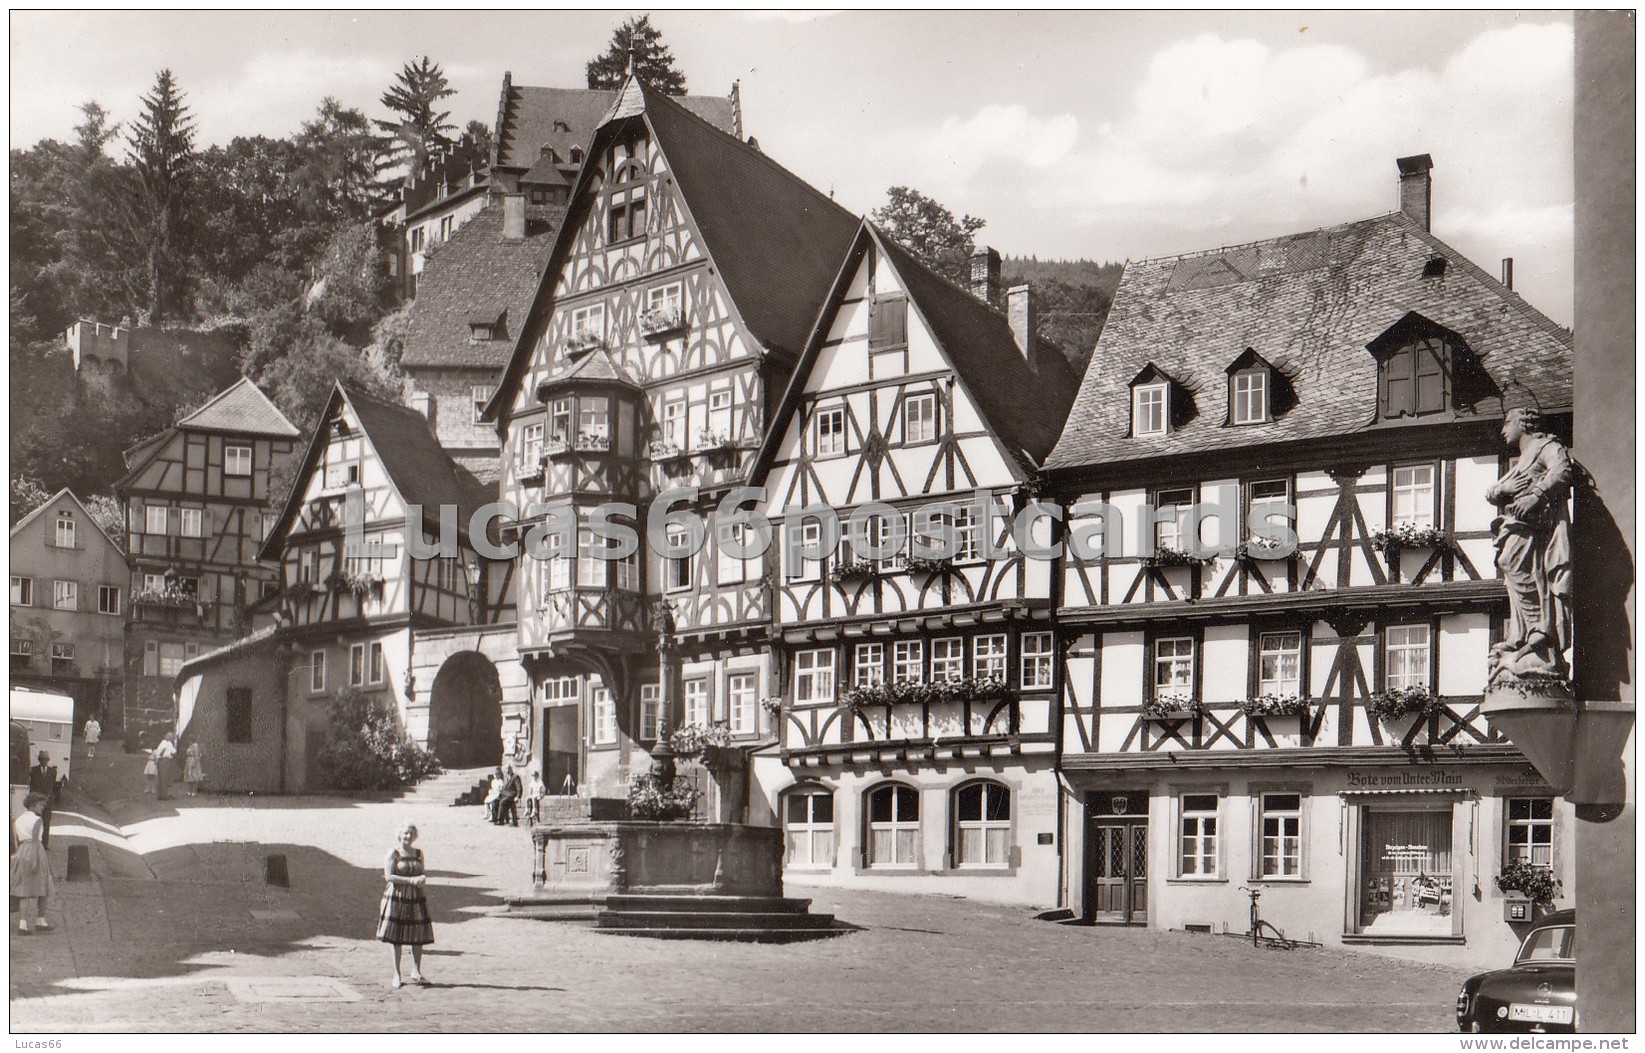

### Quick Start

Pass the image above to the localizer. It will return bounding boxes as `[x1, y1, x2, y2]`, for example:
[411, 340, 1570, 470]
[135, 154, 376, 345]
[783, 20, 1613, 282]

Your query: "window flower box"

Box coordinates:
[648, 440, 687, 460]
[544, 434, 571, 457]
[330, 571, 385, 600]
[903, 554, 954, 576]
[1495, 861, 1563, 906]
[695, 429, 733, 452]
[839, 676, 1012, 714]
[759, 696, 784, 717]
[131, 587, 200, 611]
[1142, 692, 1203, 719]
[1144, 546, 1215, 568]
[1237, 693, 1309, 718]
[1367, 684, 1441, 722]
[566, 327, 604, 354]
[1234, 536, 1292, 562]
[1369, 523, 1452, 558]
[829, 558, 877, 585]
[640, 305, 684, 336]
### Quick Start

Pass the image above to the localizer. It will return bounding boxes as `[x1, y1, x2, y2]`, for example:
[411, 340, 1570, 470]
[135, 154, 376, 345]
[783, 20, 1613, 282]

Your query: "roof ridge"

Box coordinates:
[1129, 213, 1396, 267]
[870, 222, 1013, 323]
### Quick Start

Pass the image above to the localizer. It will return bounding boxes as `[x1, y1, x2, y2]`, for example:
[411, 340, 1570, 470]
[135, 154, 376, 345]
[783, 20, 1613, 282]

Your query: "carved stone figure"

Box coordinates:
[1486, 407, 1573, 680]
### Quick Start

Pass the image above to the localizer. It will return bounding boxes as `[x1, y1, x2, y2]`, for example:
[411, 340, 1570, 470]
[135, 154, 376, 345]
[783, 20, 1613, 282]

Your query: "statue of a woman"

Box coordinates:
[1485, 407, 1573, 680]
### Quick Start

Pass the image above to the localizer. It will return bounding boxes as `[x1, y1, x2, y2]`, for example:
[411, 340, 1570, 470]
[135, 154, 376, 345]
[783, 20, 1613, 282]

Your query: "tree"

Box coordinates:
[296, 98, 379, 224]
[9, 476, 51, 525]
[870, 187, 986, 287]
[124, 70, 197, 325]
[83, 493, 127, 552]
[586, 15, 687, 94]
[373, 57, 457, 179]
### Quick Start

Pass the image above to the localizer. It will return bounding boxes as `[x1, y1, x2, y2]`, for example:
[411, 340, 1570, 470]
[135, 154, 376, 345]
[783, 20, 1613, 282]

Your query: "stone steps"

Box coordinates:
[599, 927, 848, 943]
[604, 893, 813, 914]
[397, 767, 494, 807]
[601, 910, 838, 931]
[593, 892, 848, 943]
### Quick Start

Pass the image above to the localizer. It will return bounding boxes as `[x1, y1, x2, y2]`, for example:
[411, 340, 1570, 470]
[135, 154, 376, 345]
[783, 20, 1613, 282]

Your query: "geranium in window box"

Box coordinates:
[840, 682, 892, 713]
[640, 305, 684, 336]
[1237, 693, 1309, 718]
[1144, 546, 1216, 568]
[1234, 536, 1293, 562]
[903, 553, 955, 576]
[829, 558, 877, 585]
[942, 675, 1011, 702]
[330, 570, 384, 600]
[695, 429, 733, 452]
[759, 696, 784, 717]
[1495, 861, 1563, 906]
[543, 434, 571, 457]
[566, 327, 604, 354]
[1366, 684, 1441, 722]
[1142, 692, 1203, 719]
[132, 586, 201, 611]
[648, 440, 687, 460]
[1369, 523, 1452, 559]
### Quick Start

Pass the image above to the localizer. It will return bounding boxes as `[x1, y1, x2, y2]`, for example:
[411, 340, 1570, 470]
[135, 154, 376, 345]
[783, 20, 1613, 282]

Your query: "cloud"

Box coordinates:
[738, 10, 841, 23]
[202, 49, 389, 139]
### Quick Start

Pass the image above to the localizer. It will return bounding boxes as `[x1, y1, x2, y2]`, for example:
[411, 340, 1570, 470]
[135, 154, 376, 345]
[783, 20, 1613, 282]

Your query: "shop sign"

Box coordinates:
[1345, 769, 1465, 789]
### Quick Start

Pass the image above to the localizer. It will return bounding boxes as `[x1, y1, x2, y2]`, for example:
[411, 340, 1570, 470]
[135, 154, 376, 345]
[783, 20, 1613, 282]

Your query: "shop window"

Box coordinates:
[1383, 624, 1431, 691]
[727, 672, 757, 735]
[226, 687, 253, 744]
[1258, 793, 1303, 878]
[1391, 464, 1437, 529]
[784, 788, 835, 867]
[683, 679, 710, 728]
[1257, 632, 1303, 696]
[953, 781, 1011, 868]
[1021, 632, 1054, 690]
[1177, 793, 1220, 877]
[1356, 804, 1455, 936]
[1505, 797, 1554, 868]
[865, 784, 920, 868]
[592, 688, 617, 745]
[794, 649, 834, 705]
[638, 684, 660, 742]
[972, 634, 1007, 681]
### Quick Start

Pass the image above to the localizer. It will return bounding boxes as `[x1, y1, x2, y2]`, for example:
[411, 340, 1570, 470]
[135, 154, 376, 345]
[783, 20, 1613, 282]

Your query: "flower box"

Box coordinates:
[1495, 861, 1562, 906]
[829, 558, 877, 585]
[903, 554, 954, 576]
[1369, 524, 1452, 558]
[1367, 685, 1441, 723]
[566, 327, 604, 354]
[695, 430, 733, 452]
[648, 440, 687, 460]
[640, 305, 684, 336]
[1234, 537, 1292, 562]
[1237, 694, 1310, 718]
[839, 676, 1011, 714]
[1144, 546, 1215, 568]
[1142, 693, 1203, 719]
[131, 588, 199, 611]
[330, 572, 385, 600]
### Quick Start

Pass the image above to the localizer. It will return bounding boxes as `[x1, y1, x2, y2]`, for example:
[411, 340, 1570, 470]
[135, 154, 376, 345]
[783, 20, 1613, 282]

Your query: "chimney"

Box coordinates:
[502, 192, 527, 239]
[970, 246, 1002, 308]
[1501, 257, 1515, 290]
[729, 80, 743, 140]
[1007, 285, 1036, 365]
[1396, 153, 1433, 232]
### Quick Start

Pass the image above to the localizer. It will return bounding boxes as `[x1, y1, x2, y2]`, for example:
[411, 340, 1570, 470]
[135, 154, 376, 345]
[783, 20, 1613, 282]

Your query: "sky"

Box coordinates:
[9, 10, 1576, 324]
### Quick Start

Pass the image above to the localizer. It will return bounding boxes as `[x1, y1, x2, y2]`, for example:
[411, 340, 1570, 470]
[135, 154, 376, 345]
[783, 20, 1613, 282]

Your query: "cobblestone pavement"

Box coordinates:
[11, 745, 1472, 1033]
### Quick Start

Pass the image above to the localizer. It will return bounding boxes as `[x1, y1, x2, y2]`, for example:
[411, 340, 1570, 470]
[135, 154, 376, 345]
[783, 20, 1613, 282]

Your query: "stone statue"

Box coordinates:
[1486, 407, 1573, 680]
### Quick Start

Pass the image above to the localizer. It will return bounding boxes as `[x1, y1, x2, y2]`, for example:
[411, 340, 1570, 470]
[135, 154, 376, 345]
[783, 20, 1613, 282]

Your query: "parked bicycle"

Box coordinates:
[1238, 886, 1297, 950]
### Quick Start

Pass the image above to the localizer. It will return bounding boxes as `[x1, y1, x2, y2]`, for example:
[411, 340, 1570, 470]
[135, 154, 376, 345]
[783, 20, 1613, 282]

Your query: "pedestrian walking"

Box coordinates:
[152, 732, 178, 801]
[11, 793, 55, 934]
[483, 769, 502, 824]
[523, 768, 545, 825]
[27, 753, 59, 850]
[83, 716, 100, 759]
[497, 765, 521, 827]
[376, 822, 433, 988]
[183, 742, 205, 797]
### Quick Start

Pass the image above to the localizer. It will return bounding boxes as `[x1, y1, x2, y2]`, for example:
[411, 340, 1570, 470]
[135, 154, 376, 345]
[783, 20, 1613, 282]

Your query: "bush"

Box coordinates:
[627, 772, 698, 821]
[312, 688, 441, 791]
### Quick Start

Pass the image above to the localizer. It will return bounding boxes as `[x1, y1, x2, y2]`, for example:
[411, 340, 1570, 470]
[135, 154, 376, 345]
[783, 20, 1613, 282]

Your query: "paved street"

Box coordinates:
[10, 742, 1472, 1033]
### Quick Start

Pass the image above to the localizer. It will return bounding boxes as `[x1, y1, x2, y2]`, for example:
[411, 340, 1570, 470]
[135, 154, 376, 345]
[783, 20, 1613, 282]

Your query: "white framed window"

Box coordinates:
[576, 528, 606, 589]
[1505, 797, 1555, 868]
[348, 642, 384, 687]
[973, 634, 1007, 681]
[1133, 382, 1168, 437]
[716, 520, 752, 585]
[310, 650, 327, 693]
[893, 640, 923, 683]
[1021, 632, 1054, 689]
[854, 643, 884, 686]
[661, 397, 687, 447]
[639, 684, 661, 742]
[10, 576, 33, 606]
[794, 649, 835, 705]
[1154, 487, 1193, 553]
[569, 302, 605, 345]
[614, 548, 640, 592]
[11, 638, 32, 658]
[1179, 792, 1220, 877]
[1258, 793, 1303, 878]
[866, 784, 920, 868]
[592, 688, 617, 745]
[788, 519, 823, 582]
[520, 421, 545, 469]
[683, 679, 711, 728]
[1391, 464, 1437, 529]
[903, 393, 937, 445]
[54, 511, 76, 548]
[579, 396, 610, 444]
[784, 788, 836, 868]
[1230, 368, 1269, 425]
[646, 281, 683, 324]
[707, 388, 733, 440]
[854, 512, 905, 571]
[53, 580, 78, 611]
[98, 585, 121, 615]
[225, 445, 253, 476]
[813, 405, 846, 458]
[727, 672, 758, 735]
[471, 385, 491, 424]
[1257, 631, 1303, 696]
[1247, 479, 1291, 541]
[664, 525, 693, 592]
[542, 676, 581, 705]
[145, 505, 168, 535]
[930, 638, 964, 682]
[546, 532, 571, 592]
[143, 572, 167, 593]
[180, 508, 203, 538]
[954, 505, 981, 563]
[1154, 636, 1195, 694]
[1384, 624, 1431, 691]
[954, 782, 1011, 868]
[548, 399, 573, 444]
[50, 642, 75, 662]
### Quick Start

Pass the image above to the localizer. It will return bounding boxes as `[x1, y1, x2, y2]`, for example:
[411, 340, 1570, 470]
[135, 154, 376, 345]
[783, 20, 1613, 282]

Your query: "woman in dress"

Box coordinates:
[376, 822, 434, 988]
[142, 745, 159, 795]
[11, 793, 55, 934]
[183, 742, 205, 797]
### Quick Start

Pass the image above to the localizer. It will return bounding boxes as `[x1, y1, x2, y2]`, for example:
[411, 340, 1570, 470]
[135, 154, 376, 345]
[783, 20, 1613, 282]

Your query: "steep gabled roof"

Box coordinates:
[259, 384, 496, 561]
[401, 207, 559, 370]
[1044, 212, 1573, 470]
[9, 488, 128, 561]
[494, 82, 734, 174]
[176, 377, 299, 437]
[485, 77, 859, 423]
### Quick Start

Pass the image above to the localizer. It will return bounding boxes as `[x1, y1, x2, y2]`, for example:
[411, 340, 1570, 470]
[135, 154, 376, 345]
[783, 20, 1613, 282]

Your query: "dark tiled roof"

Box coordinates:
[1044, 213, 1573, 470]
[537, 347, 642, 393]
[400, 207, 558, 370]
[178, 377, 300, 437]
[874, 227, 1082, 470]
[342, 385, 496, 532]
[494, 84, 734, 173]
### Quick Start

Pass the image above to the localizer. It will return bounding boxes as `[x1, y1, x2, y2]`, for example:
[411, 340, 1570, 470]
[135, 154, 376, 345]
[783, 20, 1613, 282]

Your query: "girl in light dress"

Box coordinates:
[183, 742, 205, 796]
[10, 793, 55, 934]
[376, 822, 434, 988]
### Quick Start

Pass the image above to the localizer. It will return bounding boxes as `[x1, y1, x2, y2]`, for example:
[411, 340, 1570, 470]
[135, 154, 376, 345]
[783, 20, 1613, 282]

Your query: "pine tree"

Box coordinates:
[373, 56, 458, 179]
[586, 15, 688, 94]
[125, 69, 197, 325]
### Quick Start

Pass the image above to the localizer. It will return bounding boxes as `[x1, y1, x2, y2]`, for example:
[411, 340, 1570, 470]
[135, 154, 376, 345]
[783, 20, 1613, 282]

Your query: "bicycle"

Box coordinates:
[1238, 886, 1297, 950]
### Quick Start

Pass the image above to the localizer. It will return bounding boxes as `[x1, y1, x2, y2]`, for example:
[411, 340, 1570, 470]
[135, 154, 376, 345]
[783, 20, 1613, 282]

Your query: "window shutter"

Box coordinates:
[1382, 347, 1414, 418]
[1414, 340, 1446, 414]
[869, 296, 907, 349]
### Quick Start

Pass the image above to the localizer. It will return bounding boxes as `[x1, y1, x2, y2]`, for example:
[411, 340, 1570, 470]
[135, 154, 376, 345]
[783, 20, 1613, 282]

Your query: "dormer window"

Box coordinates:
[468, 311, 504, 343]
[1229, 368, 1268, 425]
[1368, 313, 1475, 422]
[1133, 382, 1168, 437]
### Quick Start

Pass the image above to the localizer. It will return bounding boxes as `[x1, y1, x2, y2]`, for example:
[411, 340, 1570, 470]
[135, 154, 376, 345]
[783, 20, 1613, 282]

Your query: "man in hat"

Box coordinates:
[27, 751, 60, 849]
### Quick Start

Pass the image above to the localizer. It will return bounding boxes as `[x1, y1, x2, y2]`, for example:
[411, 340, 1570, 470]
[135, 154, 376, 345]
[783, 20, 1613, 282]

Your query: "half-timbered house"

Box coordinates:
[483, 75, 858, 804]
[1043, 156, 1576, 963]
[749, 227, 1080, 903]
[115, 378, 300, 725]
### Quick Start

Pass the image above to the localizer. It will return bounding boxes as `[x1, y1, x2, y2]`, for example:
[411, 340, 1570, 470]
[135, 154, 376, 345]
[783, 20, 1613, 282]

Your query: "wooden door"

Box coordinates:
[1090, 820, 1148, 924]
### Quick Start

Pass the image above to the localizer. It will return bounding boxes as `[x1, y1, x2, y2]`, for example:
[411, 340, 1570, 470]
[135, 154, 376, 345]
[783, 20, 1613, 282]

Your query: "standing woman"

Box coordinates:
[376, 822, 434, 988]
[183, 741, 205, 797]
[11, 793, 55, 933]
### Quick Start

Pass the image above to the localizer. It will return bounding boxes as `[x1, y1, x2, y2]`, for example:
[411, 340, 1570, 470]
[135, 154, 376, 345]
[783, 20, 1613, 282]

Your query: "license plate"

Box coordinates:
[1509, 1004, 1573, 1024]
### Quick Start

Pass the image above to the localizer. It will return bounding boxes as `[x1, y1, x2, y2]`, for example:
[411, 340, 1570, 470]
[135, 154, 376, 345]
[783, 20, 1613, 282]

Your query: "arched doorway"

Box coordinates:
[428, 652, 503, 768]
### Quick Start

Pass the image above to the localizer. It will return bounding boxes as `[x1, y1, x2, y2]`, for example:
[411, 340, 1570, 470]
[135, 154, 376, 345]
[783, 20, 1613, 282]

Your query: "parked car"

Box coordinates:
[1456, 909, 1576, 1033]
